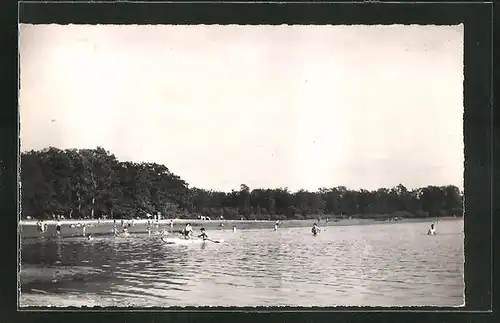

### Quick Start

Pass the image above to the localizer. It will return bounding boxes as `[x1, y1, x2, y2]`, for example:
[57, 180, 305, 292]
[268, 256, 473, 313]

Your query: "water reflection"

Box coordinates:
[20, 220, 464, 307]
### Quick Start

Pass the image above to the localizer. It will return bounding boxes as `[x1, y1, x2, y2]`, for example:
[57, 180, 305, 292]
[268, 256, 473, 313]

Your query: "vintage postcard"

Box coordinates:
[18, 24, 464, 308]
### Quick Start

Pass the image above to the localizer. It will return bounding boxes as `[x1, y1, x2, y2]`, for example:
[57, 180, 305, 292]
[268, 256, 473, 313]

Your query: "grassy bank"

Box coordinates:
[19, 216, 460, 239]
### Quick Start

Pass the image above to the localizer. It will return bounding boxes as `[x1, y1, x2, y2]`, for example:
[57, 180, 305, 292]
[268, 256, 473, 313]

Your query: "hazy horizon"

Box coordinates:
[19, 24, 464, 192]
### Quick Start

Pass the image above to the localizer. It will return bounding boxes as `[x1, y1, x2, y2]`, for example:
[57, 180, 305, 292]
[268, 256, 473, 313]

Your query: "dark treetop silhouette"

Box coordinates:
[20, 147, 463, 221]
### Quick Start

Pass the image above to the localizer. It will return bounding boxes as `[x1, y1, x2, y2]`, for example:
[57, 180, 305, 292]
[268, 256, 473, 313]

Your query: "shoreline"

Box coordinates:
[19, 215, 460, 226]
[19, 216, 461, 239]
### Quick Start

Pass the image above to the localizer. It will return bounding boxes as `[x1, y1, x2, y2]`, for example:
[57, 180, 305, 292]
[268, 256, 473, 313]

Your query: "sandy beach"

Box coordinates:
[18, 216, 460, 239]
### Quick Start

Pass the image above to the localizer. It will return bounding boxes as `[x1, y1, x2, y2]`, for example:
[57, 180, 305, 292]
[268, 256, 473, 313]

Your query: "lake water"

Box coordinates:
[19, 219, 464, 307]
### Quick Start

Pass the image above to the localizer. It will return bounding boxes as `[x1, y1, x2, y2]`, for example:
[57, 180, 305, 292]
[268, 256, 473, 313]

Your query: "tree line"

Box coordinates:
[20, 147, 463, 220]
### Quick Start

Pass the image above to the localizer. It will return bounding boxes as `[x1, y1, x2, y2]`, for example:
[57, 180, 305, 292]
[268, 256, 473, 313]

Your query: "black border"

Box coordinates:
[2, 1, 495, 323]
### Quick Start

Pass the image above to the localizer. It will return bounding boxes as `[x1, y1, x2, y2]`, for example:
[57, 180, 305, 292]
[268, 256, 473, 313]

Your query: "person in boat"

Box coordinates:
[427, 223, 436, 235]
[233, 226, 237, 232]
[122, 227, 130, 236]
[198, 227, 209, 241]
[181, 223, 193, 239]
[311, 223, 321, 236]
[274, 223, 278, 231]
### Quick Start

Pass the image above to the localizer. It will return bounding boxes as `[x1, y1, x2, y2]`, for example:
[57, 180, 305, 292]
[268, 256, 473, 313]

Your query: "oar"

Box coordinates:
[205, 238, 221, 243]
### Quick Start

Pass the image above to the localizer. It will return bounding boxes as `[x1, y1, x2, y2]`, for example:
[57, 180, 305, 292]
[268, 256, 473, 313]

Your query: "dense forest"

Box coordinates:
[20, 147, 463, 221]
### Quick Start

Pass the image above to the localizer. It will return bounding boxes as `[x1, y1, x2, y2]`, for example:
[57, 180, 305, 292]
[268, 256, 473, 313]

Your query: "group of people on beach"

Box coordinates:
[33, 216, 441, 242]
[108, 219, 216, 241]
[36, 217, 308, 240]
[125, 220, 438, 239]
[36, 219, 63, 236]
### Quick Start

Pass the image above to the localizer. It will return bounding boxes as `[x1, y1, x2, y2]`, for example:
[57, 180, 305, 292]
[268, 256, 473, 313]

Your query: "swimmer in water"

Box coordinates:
[311, 223, 321, 236]
[87, 234, 93, 241]
[427, 223, 436, 235]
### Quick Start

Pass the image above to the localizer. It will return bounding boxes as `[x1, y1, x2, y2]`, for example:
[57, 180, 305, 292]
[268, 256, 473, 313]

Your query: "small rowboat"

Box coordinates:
[161, 237, 224, 245]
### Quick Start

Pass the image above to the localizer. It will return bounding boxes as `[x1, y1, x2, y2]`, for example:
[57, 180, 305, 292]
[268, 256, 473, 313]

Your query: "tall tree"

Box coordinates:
[19, 147, 464, 221]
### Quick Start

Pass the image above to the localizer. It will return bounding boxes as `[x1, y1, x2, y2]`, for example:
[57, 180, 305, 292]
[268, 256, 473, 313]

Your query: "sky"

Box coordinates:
[19, 24, 464, 192]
